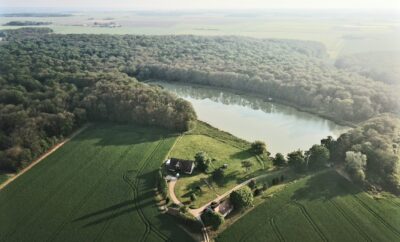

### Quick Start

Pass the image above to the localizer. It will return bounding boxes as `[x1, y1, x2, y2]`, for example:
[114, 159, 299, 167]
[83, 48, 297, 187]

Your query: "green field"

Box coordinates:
[171, 122, 265, 207]
[0, 123, 197, 242]
[0, 174, 9, 184]
[216, 170, 400, 242]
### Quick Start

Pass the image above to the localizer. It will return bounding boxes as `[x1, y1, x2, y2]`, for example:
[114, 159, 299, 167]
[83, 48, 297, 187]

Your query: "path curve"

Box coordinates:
[0, 124, 90, 191]
[169, 169, 285, 219]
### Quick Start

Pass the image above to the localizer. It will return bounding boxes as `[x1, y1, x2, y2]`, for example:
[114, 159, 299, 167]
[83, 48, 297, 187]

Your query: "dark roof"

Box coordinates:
[166, 158, 194, 174]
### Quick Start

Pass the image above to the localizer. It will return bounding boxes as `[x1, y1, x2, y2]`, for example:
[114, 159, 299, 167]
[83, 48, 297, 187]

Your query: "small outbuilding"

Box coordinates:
[165, 158, 195, 174]
[215, 199, 234, 217]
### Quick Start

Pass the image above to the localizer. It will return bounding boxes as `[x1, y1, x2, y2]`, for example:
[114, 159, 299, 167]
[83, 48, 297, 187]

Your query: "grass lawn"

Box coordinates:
[0, 123, 198, 242]
[216, 169, 400, 242]
[171, 121, 267, 207]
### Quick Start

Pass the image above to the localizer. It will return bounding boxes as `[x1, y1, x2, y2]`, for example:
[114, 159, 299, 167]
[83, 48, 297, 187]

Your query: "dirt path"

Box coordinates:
[169, 171, 280, 219]
[0, 124, 90, 191]
[168, 180, 184, 206]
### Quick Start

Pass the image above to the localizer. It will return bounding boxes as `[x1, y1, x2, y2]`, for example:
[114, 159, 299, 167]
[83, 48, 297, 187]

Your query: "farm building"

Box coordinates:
[165, 158, 195, 174]
[215, 199, 233, 217]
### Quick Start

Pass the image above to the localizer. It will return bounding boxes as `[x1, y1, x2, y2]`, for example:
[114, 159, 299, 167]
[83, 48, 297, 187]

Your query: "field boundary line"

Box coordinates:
[292, 201, 328, 242]
[329, 199, 372, 242]
[0, 124, 90, 191]
[124, 139, 169, 242]
[351, 194, 400, 238]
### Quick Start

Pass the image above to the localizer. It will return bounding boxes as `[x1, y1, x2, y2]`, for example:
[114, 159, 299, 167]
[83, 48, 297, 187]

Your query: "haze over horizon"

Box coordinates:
[1, 0, 399, 12]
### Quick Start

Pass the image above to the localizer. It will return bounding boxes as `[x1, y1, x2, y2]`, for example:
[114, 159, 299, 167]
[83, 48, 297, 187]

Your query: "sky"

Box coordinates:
[1, 0, 400, 11]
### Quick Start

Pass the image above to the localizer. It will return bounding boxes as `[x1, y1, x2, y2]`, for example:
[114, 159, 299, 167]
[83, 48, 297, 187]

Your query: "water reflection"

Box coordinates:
[155, 81, 349, 154]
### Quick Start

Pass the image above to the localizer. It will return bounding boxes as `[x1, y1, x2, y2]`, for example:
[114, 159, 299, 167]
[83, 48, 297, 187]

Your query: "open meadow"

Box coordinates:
[170, 122, 265, 207]
[216, 170, 400, 242]
[0, 123, 197, 242]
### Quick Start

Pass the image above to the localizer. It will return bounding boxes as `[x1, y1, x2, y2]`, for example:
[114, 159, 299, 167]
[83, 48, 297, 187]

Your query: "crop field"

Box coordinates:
[0, 174, 8, 185]
[216, 170, 400, 242]
[0, 123, 196, 242]
[171, 122, 265, 207]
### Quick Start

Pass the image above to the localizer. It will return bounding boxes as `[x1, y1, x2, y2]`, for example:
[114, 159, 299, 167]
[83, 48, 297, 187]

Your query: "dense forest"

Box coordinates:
[3, 28, 398, 124]
[0, 28, 196, 172]
[3, 21, 52, 26]
[335, 51, 400, 86]
[328, 114, 400, 194]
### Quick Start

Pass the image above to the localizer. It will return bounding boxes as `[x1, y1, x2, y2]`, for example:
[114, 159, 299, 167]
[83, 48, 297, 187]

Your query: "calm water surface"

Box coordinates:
[157, 82, 349, 154]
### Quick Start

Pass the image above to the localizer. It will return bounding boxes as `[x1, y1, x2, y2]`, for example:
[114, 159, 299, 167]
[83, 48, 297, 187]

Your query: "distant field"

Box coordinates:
[171, 122, 265, 207]
[0, 123, 196, 241]
[0, 11, 399, 57]
[216, 170, 400, 242]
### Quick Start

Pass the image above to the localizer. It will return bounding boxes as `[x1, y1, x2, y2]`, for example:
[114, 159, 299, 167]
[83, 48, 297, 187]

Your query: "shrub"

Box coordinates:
[230, 186, 254, 210]
[201, 209, 224, 230]
[195, 151, 210, 172]
[190, 193, 197, 201]
[251, 141, 267, 155]
[273, 153, 286, 166]
[254, 188, 263, 196]
[179, 205, 188, 213]
[212, 168, 225, 182]
[248, 179, 256, 189]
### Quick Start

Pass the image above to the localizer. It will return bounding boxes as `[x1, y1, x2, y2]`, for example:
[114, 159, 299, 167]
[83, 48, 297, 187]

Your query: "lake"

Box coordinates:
[155, 81, 350, 154]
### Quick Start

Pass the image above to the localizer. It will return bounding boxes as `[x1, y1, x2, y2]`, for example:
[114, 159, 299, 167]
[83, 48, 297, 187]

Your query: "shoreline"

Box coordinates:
[149, 80, 357, 129]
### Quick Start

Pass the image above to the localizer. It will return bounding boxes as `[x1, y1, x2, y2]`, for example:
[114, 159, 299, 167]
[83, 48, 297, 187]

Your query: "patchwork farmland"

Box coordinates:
[216, 170, 400, 242]
[0, 124, 196, 242]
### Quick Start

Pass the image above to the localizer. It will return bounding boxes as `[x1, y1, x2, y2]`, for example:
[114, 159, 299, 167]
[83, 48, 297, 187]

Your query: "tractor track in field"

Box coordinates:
[123, 139, 168, 242]
[292, 201, 328, 242]
[237, 198, 289, 242]
[386, 199, 400, 208]
[329, 199, 372, 242]
[1, 142, 108, 242]
[48, 146, 135, 242]
[351, 194, 400, 238]
[270, 218, 285, 242]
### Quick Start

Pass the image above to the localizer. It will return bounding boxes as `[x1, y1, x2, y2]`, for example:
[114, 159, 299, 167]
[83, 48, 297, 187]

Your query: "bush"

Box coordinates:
[248, 179, 256, 189]
[273, 153, 286, 166]
[195, 151, 210, 172]
[212, 168, 225, 182]
[262, 183, 269, 191]
[190, 193, 197, 201]
[254, 188, 263, 196]
[251, 141, 267, 155]
[230, 186, 254, 211]
[179, 205, 188, 213]
[201, 209, 224, 230]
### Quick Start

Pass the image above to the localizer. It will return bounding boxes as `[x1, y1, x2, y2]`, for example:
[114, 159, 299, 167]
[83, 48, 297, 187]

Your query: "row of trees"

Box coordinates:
[0, 28, 197, 172]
